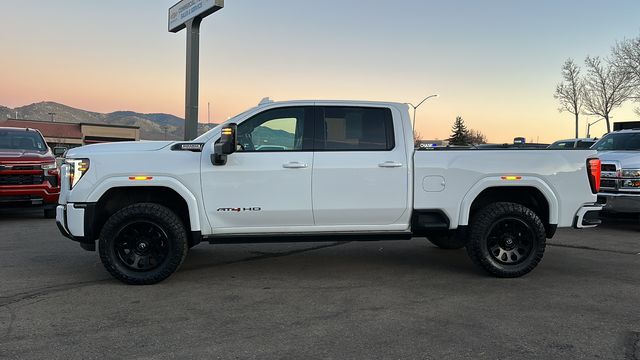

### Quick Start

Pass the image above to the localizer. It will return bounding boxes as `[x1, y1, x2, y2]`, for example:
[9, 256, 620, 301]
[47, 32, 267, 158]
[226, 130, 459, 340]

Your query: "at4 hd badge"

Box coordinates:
[217, 207, 262, 212]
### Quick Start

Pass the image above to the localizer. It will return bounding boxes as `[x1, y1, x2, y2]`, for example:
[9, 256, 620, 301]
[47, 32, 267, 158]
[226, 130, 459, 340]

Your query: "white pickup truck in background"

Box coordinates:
[592, 129, 640, 213]
[56, 99, 603, 284]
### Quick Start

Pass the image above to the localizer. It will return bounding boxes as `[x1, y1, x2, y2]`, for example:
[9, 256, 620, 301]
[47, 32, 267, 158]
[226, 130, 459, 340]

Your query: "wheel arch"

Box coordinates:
[459, 177, 558, 236]
[89, 181, 201, 246]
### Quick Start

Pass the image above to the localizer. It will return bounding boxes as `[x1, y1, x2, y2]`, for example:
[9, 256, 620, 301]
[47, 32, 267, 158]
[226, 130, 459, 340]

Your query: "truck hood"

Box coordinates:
[66, 141, 174, 157]
[0, 149, 54, 164]
[597, 151, 640, 169]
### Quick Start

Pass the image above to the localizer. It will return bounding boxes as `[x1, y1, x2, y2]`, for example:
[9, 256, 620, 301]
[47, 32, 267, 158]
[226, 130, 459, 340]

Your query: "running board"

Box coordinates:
[206, 231, 413, 244]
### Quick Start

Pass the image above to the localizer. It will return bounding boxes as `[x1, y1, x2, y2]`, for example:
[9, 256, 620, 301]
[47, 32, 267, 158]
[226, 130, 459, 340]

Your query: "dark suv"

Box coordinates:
[0, 127, 60, 218]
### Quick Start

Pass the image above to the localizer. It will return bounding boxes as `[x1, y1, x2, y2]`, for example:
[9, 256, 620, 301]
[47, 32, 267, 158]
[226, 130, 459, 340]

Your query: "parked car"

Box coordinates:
[591, 129, 640, 213]
[56, 100, 602, 284]
[548, 138, 596, 149]
[0, 127, 60, 218]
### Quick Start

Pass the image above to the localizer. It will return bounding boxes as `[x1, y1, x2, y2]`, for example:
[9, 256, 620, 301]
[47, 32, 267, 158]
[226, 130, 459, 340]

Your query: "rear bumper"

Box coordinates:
[597, 192, 640, 213]
[573, 203, 603, 229]
[0, 182, 60, 206]
[56, 203, 97, 251]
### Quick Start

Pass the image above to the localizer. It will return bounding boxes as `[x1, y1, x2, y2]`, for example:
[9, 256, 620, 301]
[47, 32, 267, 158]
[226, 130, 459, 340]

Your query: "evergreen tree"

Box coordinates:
[449, 116, 470, 145]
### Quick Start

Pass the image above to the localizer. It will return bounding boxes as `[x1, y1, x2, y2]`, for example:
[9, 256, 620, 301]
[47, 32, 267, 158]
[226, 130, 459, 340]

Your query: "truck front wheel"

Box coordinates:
[98, 203, 188, 285]
[466, 202, 546, 278]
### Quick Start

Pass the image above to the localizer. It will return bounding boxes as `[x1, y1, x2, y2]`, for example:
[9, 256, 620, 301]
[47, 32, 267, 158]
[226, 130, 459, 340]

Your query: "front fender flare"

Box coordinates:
[86, 176, 201, 231]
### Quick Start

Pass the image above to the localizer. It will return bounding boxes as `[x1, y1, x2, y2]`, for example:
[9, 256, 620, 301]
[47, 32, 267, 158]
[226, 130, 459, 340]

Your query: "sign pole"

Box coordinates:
[184, 18, 201, 141]
[169, 0, 224, 141]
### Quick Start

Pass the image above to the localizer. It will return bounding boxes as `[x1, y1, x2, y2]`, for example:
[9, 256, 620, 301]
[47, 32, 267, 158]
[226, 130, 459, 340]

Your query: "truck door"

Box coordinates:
[201, 106, 315, 232]
[312, 106, 409, 226]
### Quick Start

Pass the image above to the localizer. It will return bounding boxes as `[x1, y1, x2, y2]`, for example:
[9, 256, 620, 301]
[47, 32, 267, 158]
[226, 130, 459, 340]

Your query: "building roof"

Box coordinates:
[0, 119, 83, 139]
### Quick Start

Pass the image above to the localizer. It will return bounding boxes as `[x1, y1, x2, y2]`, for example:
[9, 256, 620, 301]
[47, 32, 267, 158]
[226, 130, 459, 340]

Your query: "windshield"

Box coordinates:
[0, 130, 48, 151]
[592, 132, 640, 151]
[548, 140, 574, 149]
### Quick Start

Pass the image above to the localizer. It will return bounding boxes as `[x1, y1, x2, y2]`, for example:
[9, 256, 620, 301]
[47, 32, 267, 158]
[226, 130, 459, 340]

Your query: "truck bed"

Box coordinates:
[413, 149, 597, 228]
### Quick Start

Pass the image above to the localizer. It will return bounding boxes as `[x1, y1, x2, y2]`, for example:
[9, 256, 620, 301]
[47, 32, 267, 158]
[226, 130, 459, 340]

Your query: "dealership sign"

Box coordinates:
[169, 0, 224, 32]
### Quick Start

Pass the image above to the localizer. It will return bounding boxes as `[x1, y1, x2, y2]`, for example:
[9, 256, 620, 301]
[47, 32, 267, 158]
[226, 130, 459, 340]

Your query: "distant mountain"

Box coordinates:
[2, 101, 217, 140]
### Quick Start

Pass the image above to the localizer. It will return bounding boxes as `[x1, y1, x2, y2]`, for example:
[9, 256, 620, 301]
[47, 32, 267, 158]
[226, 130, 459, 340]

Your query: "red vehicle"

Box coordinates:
[0, 127, 60, 218]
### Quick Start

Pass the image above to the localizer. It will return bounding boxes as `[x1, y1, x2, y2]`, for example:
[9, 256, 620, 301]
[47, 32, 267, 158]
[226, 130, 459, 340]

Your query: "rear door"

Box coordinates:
[311, 106, 408, 226]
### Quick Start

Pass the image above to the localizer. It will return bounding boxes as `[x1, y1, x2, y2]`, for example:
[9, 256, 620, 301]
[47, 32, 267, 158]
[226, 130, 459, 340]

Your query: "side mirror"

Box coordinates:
[212, 123, 237, 166]
[53, 147, 67, 157]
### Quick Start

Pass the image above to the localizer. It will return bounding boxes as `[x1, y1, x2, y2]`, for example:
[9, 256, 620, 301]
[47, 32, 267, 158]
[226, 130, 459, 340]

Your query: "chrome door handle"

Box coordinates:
[378, 161, 403, 168]
[283, 162, 308, 169]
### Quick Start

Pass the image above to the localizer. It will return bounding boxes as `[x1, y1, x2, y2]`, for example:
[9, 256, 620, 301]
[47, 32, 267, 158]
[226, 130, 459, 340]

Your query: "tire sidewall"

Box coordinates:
[468, 203, 546, 276]
[99, 203, 187, 284]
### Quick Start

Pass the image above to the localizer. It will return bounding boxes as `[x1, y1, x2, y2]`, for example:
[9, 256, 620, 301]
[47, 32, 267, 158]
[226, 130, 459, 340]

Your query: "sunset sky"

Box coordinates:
[1, 0, 639, 143]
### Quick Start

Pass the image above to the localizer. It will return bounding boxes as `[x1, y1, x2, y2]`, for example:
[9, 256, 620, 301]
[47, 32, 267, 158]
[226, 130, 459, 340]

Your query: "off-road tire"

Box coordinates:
[98, 203, 188, 285]
[427, 233, 467, 250]
[466, 202, 546, 278]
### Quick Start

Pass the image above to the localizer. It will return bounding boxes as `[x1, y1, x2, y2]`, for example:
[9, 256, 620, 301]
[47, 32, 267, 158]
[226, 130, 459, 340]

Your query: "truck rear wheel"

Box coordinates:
[427, 233, 467, 249]
[466, 202, 546, 278]
[98, 203, 188, 285]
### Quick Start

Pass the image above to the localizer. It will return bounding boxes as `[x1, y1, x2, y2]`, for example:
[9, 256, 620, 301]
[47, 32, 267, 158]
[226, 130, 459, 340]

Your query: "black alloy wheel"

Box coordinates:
[486, 218, 534, 265]
[114, 220, 170, 271]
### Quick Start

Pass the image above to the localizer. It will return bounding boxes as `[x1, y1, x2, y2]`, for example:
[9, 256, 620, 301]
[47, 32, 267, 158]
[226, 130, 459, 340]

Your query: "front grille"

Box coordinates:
[0, 174, 44, 186]
[601, 164, 617, 172]
[601, 179, 617, 188]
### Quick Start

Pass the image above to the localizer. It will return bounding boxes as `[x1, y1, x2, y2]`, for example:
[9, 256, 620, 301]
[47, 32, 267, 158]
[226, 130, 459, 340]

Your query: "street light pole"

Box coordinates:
[407, 94, 439, 130]
[587, 118, 604, 138]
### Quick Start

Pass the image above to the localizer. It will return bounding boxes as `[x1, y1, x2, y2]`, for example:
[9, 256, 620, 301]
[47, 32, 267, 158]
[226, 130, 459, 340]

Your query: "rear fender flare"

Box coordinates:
[458, 176, 559, 226]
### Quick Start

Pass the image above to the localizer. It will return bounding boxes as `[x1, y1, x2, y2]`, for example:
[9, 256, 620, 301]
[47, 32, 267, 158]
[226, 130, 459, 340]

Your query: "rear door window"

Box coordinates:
[315, 107, 394, 151]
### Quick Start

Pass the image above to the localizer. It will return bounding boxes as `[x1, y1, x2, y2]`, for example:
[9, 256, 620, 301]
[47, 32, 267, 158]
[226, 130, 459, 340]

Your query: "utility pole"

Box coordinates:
[48, 112, 56, 122]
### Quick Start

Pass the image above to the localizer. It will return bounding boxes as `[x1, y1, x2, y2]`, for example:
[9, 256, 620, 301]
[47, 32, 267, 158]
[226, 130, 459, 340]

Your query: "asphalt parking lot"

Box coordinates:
[0, 209, 639, 360]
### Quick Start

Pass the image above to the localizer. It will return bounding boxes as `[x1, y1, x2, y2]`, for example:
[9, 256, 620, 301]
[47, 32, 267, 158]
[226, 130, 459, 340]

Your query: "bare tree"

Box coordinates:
[554, 59, 583, 138]
[581, 56, 635, 133]
[467, 129, 488, 145]
[413, 129, 422, 148]
[612, 35, 640, 115]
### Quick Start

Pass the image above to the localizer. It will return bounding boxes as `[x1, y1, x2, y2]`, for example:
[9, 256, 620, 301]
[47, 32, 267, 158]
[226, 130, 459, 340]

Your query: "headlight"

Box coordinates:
[41, 162, 58, 176]
[66, 158, 90, 189]
[621, 169, 640, 178]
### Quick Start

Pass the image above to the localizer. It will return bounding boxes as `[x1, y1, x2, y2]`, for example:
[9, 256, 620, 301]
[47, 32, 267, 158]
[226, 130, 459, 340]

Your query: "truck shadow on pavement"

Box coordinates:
[0, 207, 46, 220]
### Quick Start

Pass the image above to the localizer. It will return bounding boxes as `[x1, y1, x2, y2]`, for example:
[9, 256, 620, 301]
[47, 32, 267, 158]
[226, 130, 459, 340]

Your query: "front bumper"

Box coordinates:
[56, 203, 97, 251]
[573, 203, 603, 229]
[0, 182, 60, 206]
[597, 192, 640, 213]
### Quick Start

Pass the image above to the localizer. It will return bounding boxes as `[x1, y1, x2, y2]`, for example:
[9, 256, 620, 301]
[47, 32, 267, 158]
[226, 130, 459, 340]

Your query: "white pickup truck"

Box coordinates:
[56, 99, 603, 284]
